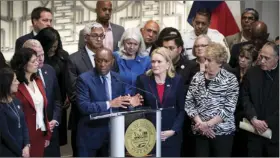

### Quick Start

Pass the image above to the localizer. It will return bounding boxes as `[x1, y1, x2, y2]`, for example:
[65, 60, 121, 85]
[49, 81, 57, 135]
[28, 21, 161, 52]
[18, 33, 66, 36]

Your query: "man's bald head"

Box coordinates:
[252, 21, 268, 35]
[96, 1, 112, 8]
[96, 47, 113, 59]
[96, 1, 112, 23]
[141, 20, 160, 47]
[95, 47, 114, 75]
[251, 21, 269, 51]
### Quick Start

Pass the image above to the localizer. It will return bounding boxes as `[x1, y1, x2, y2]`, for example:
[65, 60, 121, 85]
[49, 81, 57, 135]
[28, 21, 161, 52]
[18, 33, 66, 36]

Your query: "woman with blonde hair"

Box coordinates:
[113, 27, 150, 94]
[135, 47, 185, 157]
[185, 42, 239, 156]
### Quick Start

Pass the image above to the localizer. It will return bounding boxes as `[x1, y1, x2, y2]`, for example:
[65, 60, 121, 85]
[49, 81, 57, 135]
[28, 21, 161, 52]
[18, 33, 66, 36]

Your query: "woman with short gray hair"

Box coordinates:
[185, 42, 239, 156]
[113, 27, 150, 94]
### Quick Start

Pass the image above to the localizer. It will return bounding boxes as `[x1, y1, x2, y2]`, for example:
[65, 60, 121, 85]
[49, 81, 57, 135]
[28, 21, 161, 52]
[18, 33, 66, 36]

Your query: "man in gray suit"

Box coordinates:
[226, 8, 259, 50]
[78, 1, 124, 52]
[67, 22, 105, 157]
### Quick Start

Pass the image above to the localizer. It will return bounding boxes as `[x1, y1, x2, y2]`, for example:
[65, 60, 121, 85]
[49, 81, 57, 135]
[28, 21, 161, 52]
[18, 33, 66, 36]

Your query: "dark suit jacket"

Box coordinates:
[41, 64, 62, 125]
[226, 32, 242, 51]
[15, 32, 34, 52]
[175, 55, 197, 92]
[0, 100, 28, 157]
[78, 22, 124, 51]
[75, 69, 126, 149]
[241, 65, 279, 142]
[66, 47, 94, 130]
[135, 74, 185, 149]
[40, 64, 61, 156]
[15, 78, 52, 154]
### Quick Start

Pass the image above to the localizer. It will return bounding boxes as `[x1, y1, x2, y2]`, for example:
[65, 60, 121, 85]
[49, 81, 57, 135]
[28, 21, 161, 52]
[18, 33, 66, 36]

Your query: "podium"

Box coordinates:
[89, 108, 162, 157]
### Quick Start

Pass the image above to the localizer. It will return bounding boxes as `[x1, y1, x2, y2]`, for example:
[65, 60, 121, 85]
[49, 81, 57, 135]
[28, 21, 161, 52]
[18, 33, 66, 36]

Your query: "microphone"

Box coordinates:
[113, 76, 159, 110]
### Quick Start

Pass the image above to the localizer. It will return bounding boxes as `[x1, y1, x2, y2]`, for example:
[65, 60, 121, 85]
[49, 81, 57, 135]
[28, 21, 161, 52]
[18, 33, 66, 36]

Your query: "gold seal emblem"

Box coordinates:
[125, 119, 156, 157]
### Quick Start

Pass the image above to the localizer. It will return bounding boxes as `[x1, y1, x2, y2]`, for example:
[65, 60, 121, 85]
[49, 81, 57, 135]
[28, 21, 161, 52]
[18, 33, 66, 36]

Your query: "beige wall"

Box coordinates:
[1, 1, 279, 61]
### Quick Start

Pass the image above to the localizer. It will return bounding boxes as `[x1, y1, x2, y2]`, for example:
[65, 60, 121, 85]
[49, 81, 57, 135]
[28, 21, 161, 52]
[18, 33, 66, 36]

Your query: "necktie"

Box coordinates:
[102, 76, 113, 113]
[102, 76, 110, 100]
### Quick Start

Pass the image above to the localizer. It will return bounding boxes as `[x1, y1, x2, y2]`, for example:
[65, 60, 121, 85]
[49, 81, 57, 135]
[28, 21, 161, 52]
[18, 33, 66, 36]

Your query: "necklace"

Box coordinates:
[7, 101, 21, 128]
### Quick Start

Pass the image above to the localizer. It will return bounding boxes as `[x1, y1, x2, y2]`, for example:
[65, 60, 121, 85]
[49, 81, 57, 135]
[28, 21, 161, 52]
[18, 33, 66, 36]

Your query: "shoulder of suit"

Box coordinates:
[110, 23, 124, 30]
[42, 64, 56, 73]
[79, 69, 94, 79]
[226, 32, 240, 39]
[137, 73, 148, 80]
[69, 49, 84, 59]
[246, 66, 262, 77]
[16, 32, 33, 41]
[110, 71, 121, 79]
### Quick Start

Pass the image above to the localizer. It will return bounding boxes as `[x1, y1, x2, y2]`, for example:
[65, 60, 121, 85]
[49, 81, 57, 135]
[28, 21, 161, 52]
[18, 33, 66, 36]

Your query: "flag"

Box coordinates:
[187, 1, 241, 37]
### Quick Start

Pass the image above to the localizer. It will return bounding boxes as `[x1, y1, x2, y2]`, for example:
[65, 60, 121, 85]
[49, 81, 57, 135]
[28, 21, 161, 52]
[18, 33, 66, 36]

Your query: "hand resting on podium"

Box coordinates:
[108, 93, 144, 108]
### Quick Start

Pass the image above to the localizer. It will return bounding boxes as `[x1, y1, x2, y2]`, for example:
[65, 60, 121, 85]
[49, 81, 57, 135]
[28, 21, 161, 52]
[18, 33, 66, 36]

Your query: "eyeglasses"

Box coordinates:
[88, 34, 105, 40]
[194, 44, 208, 48]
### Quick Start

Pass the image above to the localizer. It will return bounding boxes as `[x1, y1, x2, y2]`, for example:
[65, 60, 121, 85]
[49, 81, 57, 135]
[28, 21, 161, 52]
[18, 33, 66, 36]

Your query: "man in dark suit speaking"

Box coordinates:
[75, 48, 142, 157]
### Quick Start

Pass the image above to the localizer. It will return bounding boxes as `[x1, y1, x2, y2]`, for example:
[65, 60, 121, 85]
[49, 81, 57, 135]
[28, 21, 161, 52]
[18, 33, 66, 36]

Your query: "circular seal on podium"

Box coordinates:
[125, 119, 156, 157]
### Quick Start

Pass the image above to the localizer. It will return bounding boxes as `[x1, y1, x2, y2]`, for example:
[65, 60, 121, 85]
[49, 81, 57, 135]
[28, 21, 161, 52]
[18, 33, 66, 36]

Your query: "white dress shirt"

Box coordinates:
[25, 81, 46, 131]
[85, 45, 96, 67]
[38, 69, 45, 87]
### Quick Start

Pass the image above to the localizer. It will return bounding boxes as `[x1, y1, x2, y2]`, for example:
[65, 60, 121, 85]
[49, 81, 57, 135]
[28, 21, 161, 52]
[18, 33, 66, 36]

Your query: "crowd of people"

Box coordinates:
[0, 1, 279, 157]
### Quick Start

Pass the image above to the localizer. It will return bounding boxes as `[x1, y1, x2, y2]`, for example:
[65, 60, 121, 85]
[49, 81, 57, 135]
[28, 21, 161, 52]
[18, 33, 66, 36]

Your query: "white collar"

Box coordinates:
[33, 30, 38, 36]
[85, 45, 95, 57]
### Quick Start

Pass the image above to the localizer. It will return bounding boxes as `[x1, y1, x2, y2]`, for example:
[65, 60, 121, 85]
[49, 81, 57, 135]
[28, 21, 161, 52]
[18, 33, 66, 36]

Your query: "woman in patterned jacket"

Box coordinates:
[185, 42, 239, 157]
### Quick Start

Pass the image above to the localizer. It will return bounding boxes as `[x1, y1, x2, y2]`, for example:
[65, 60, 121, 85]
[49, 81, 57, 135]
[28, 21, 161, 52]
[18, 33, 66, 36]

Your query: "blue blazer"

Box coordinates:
[135, 74, 185, 147]
[0, 98, 29, 157]
[113, 51, 151, 94]
[76, 69, 126, 149]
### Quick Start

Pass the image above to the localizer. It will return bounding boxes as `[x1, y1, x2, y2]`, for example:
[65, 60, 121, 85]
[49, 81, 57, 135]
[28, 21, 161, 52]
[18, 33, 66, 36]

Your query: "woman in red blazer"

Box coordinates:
[11, 48, 51, 157]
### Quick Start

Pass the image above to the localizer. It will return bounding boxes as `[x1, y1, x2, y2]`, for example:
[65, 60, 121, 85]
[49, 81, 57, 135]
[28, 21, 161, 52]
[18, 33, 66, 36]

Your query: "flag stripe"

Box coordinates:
[188, 1, 240, 37]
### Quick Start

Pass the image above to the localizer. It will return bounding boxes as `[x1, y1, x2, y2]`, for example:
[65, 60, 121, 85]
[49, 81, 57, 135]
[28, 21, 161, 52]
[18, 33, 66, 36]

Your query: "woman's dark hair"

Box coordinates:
[151, 27, 185, 55]
[10, 48, 37, 85]
[0, 51, 9, 69]
[0, 68, 15, 101]
[34, 27, 63, 61]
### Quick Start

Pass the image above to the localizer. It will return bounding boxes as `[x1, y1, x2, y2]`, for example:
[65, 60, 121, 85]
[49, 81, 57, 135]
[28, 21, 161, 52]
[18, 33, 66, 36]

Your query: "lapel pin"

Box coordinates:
[44, 71, 47, 74]
[167, 84, 170, 87]
[17, 105, 20, 109]
[181, 65, 185, 69]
